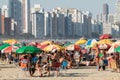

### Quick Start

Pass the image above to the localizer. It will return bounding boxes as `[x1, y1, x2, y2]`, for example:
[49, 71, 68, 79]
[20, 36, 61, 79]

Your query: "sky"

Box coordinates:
[0, 0, 118, 17]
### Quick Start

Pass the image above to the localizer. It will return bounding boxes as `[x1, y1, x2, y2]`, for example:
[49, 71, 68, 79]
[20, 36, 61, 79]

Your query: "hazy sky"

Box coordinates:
[0, 0, 118, 16]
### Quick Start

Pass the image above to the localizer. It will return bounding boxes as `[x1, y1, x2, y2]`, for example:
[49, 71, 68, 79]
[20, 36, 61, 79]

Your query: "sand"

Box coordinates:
[0, 63, 120, 80]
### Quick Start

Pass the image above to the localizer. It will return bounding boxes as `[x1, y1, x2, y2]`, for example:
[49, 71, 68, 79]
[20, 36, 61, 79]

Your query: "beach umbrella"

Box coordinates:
[14, 43, 21, 47]
[75, 39, 87, 45]
[114, 46, 120, 53]
[0, 44, 10, 50]
[37, 44, 49, 50]
[107, 41, 120, 53]
[63, 42, 73, 47]
[40, 41, 52, 45]
[3, 39, 18, 44]
[43, 44, 63, 52]
[16, 46, 42, 54]
[97, 39, 113, 44]
[65, 44, 81, 51]
[28, 42, 38, 46]
[98, 44, 111, 50]
[108, 46, 115, 54]
[1, 46, 19, 53]
[85, 39, 97, 48]
[99, 34, 112, 40]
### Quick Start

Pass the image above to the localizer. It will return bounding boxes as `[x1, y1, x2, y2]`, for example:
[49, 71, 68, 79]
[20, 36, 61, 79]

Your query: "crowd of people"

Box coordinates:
[0, 42, 120, 77]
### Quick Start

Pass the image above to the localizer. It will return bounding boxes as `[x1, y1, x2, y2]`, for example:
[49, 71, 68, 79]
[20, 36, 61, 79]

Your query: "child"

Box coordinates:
[20, 55, 28, 77]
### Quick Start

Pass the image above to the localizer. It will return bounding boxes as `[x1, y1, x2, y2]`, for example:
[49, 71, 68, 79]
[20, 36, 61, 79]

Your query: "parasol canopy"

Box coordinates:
[85, 39, 97, 48]
[75, 39, 87, 45]
[65, 44, 81, 51]
[43, 44, 63, 52]
[99, 34, 112, 40]
[16, 46, 42, 54]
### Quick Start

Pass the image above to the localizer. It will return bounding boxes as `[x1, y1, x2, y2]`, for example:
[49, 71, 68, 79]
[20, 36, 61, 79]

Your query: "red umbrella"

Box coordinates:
[37, 44, 49, 50]
[99, 34, 112, 40]
[2, 46, 19, 53]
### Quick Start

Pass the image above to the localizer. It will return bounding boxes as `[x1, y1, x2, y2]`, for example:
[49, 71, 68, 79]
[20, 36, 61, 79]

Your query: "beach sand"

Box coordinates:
[0, 64, 120, 80]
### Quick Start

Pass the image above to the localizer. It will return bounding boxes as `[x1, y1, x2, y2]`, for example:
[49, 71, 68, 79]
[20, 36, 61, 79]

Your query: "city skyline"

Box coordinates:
[0, 0, 120, 39]
[0, 0, 117, 17]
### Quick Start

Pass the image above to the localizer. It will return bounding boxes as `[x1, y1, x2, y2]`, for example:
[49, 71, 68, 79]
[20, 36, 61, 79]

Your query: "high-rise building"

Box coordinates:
[103, 3, 109, 23]
[82, 11, 92, 38]
[103, 23, 112, 34]
[0, 8, 2, 34]
[57, 13, 65, 38]
[2, 5, 9, 17]
[4, 17, 11, 35]
[51, 12, 58, 39]
[65, 14, 73, 38]
[114, 0, 120, 23]
[68, 8, 83, 37]
[8, 0, 22, 35]
[108, 14, 114, 23]
[112, 24, 119, 37]
[44, 12, 52, 38]
[31, 4, 44, 13]
[22, 0, 31, 34]
[103, 3, 109, 15]
[31, 12, 44, 38]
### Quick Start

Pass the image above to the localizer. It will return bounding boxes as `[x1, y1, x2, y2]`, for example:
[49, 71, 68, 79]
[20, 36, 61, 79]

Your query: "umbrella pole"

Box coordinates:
[0, 51, 2, 61]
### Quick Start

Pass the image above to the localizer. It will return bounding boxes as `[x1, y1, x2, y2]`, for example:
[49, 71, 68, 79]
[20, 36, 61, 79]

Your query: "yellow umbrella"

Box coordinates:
[3, 39, 17, 44]
[75, 39, 87, 45]
[97, 39, 113, 44]
[43, 44, 63, 52]
[40, 41, 52, 45]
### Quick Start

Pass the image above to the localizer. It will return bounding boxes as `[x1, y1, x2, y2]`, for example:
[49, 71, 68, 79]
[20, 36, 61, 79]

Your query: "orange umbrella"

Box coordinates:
[43, 44, 63, 52]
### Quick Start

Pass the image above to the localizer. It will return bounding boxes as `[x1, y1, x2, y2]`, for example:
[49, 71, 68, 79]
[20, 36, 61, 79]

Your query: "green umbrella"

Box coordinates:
[114, 46, 120, 53]
[16, 46, 42, 54]
[0, 43, 10, 50]
[63, 42, 73, 47]
[14, 44, 21, 47]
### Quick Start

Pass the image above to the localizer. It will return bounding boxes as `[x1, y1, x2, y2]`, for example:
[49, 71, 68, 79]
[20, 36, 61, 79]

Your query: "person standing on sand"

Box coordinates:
[98, 50, 106, 71]
[93, 44, 100, 71]
[36, 54, 43, 77]
[20, 55, 28, 77]
[28, 54, 37, 77]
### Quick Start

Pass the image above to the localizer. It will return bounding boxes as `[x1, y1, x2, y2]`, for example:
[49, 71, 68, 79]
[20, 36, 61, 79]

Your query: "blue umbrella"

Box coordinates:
[85, 39, 97, 48]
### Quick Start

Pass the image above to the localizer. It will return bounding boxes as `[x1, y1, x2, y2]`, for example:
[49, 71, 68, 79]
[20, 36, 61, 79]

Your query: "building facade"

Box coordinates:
[103, 3, 109, 23]
[44, 12, 52, 38]
[2, 5, 9, 17]
[114, 0, 120, 23]
[22, 0, 31, 34]
[32, 12, 44, 38]
[9, 0, 22, 35]
[103, 23, 112, 34]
